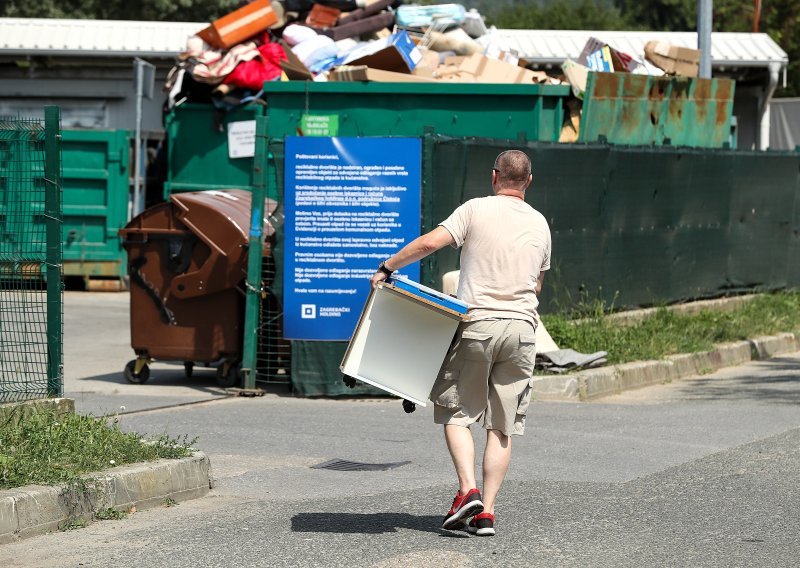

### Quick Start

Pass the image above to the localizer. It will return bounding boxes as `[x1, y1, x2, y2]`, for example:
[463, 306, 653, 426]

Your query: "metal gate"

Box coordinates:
[0, 107, 63, 402]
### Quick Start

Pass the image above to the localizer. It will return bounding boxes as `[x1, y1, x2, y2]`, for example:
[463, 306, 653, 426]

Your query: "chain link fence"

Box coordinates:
[0, 107, 63, 402]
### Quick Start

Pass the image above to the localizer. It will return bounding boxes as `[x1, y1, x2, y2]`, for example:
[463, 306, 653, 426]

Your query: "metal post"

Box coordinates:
[43, 106, 63, 398]
[241, 116, 269, 390]
[133, 59, 144, 217]
[697, 0, 713, 79]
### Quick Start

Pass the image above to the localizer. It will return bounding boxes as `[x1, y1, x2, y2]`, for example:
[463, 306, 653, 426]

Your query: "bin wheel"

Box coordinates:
[402, 399, 417, 414]
[184, 361, 194, 378]
[124, 360, 150, 384]
[216, 363, 240, 388]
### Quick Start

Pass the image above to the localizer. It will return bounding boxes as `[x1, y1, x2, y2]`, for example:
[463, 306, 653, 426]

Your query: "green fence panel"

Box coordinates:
[0, 108, 63, 402]
[61, 129, 129, 279]
[426, 137, 800, 311]
[580, 72, 735, 149]
[164, 103, 266, 196]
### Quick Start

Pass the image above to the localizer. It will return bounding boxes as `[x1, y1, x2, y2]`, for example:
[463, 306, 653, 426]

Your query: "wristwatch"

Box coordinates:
[377, 261, 394, 277]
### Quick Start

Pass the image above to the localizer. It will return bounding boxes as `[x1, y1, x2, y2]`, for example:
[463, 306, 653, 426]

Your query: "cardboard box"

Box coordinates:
[329, 65, 436, 83]
[279, 41, 322, 81]
[644, 41, 700, 77]
[457, 53, 542, 84]
[341, 30, 422, 74]
[197, 0, 278, 50]
[578, 37, 640, 73]
[561, 58, 589, 99]
[586, 46, 613, 72]
[559, 98, 582, 143]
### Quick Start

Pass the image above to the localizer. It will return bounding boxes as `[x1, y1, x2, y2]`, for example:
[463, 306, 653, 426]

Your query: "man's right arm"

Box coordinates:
[370, 226, 455, 288]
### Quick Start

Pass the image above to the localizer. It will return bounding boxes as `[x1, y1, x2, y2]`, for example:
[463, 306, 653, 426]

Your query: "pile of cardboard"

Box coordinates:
[557, 35, 701, 142]
[561, 36, 701, 99]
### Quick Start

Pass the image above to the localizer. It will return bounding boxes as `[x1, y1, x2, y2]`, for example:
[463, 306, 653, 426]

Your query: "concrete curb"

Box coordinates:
[0, 452, 212, 544]
[533, 332, 800, 402]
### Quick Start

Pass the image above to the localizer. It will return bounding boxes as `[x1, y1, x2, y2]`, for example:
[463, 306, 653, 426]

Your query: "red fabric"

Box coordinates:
[223, 42, 287, 90]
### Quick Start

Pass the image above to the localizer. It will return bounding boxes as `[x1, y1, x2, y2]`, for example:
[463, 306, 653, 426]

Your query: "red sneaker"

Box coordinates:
[466, 512, 495, 536]
[442, 488, 484, 529]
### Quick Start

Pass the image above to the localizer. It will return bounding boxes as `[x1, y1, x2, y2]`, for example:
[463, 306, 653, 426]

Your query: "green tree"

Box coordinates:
[615, 0, 797, 96]
[487, 0, 628, 30]
[615, 0, 696, 31]
[0, 0, 237, 21]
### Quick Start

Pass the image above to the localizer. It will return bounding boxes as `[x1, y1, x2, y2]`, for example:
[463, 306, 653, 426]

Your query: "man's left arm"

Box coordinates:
[535, 271, 546, 296]
[370, 226, 455, 287]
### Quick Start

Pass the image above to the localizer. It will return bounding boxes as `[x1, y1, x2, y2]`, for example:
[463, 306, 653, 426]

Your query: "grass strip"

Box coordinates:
[542, 290, 800, 366]
[0, 405, 195, 490]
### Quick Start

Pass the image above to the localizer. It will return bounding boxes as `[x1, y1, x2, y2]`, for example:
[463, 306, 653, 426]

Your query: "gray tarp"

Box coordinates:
[770, 98, 800, 150]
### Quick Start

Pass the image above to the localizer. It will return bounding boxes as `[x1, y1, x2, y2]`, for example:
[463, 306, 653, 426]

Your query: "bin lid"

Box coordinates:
[169, 189, 278, 242]
[119, 189, 279, 299]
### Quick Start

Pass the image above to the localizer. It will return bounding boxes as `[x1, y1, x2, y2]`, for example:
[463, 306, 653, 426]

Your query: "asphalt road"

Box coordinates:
[1, 293, 799, 567]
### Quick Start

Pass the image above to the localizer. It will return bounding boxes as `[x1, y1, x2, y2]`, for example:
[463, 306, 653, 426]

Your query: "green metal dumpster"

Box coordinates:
[0, 128, 129, 287]
[260, 81, 571, 141]
[164, 103, 266, 196]
[579, 72, 736, 148]
[61, 129, 130, 285]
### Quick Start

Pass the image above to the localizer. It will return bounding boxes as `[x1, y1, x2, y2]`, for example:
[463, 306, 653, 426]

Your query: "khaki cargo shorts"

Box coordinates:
[429, 319, 537, 436]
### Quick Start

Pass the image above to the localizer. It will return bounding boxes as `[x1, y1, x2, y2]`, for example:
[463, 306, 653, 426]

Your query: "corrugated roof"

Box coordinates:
[0, 18, 790, 70]
[0, 18, 205, 57]
[495, 29, 789, 69]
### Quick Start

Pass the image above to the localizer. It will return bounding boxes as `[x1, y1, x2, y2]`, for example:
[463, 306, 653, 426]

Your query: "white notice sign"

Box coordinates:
[227, 120, 256, 159]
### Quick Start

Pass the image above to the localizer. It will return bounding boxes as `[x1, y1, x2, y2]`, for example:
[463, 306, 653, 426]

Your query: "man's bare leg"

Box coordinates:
[481, 429, 512, 514]
[444, 424, 477, 494]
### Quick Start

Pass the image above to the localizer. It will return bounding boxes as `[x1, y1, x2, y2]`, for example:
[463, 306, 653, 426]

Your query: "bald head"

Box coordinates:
[493, 150, 532, 190]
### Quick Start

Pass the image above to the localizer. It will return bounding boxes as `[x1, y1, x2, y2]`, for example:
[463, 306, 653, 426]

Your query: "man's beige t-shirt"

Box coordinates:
[439, 195, 551, 324]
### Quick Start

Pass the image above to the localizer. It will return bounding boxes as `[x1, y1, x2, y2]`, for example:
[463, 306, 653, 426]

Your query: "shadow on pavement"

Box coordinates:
[76, 368, 224, 392]
[291, 513, 454, 535]
[673, 356, 800, 404]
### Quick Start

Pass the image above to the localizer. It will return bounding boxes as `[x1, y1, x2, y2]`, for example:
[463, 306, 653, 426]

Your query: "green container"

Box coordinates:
[579, 72, 736, 148]
[61, 129, 130, 279]
[0, 128, 129, 280]
[164, 103, 266, 196]
[261, 81, 571, 141]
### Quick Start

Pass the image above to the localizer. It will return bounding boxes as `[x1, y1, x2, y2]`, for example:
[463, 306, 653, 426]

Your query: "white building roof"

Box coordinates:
[495, 29, 789, 70]
[0, 18, 790, 72]
[0, 18, 205, 58]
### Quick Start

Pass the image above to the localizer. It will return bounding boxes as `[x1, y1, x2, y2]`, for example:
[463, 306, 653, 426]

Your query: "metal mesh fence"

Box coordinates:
[0, 110, 62, 402]
[255, 253, 290, 385]
[252, 139, 290, 386]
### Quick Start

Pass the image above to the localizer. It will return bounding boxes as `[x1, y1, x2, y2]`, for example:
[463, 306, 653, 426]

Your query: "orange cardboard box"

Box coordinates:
[197, 0, 278, 50]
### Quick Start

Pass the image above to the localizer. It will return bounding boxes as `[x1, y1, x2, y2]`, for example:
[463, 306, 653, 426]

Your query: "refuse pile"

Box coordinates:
[165, 1, 703, 138]
[165, 0, 567, 110]
[527, 320, 607, 374]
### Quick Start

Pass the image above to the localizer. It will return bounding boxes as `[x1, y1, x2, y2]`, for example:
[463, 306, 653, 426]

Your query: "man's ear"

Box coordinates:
[524, 174, 533, 190]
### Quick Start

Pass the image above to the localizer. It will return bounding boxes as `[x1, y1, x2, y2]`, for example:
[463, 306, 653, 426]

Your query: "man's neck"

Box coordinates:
[497, 191, 524, 200]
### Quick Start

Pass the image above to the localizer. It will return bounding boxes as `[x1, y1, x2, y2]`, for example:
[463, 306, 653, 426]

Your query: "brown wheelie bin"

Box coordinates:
[119, 189, 276, 387]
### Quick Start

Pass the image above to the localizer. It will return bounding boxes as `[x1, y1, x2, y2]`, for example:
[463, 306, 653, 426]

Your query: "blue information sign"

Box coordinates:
[283, 137, 422, 340]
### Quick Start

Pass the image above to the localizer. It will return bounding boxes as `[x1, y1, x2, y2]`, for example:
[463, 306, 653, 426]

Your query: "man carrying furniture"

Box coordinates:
[370, 150, 551, 536]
